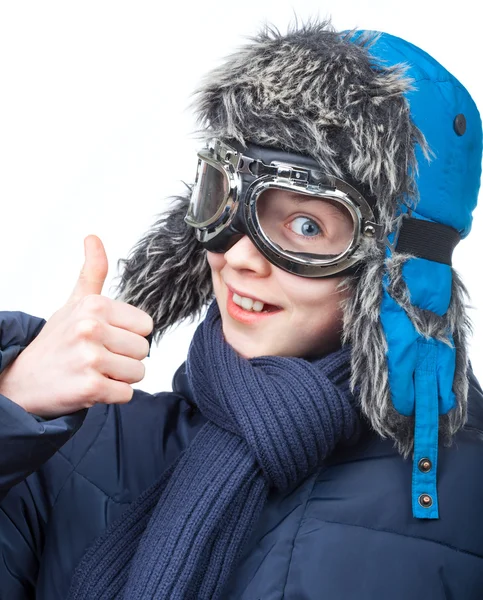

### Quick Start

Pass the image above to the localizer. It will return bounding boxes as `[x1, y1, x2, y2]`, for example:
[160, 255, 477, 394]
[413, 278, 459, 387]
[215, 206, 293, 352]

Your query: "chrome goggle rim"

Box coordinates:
[184, 144, 241, 241]
[244, 177, 375, 277]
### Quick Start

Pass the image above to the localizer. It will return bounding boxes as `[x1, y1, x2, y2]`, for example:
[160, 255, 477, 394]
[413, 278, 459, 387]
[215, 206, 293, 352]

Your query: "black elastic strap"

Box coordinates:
[395, 218, 460, 265]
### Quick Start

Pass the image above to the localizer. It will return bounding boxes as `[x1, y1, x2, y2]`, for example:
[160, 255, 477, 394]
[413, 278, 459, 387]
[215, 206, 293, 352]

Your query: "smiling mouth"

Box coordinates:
[231, 292, 281, 313]
[225, 288, 283, 324]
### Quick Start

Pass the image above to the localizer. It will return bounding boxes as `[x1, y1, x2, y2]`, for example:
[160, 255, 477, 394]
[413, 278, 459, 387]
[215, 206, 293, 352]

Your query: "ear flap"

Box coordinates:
[380, 253, 452, 519]
[343, 222, 470, 520]
[113, 192, 213, 342]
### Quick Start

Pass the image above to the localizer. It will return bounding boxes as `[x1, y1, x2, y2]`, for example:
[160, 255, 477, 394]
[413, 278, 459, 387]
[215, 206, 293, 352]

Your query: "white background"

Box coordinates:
[1, 0, 481, 394]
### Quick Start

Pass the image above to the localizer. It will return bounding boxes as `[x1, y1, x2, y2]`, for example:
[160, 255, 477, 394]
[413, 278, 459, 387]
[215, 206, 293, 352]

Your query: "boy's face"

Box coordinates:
[207, 234, 349, 359]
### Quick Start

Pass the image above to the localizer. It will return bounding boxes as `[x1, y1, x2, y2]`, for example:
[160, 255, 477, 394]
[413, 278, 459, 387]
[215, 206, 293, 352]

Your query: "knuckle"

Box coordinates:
[74, 318, 102, 341]
[79, 376, 102, 402]
[83, 347, 104, 371]
[81, 294, 107, 316]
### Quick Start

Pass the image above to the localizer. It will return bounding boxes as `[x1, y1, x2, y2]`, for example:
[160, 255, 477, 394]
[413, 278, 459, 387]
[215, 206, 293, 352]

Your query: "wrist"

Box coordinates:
[0, 362, 32, 413]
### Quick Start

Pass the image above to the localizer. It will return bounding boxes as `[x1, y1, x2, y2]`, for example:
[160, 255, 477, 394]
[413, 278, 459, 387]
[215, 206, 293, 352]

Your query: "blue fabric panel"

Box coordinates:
[381, 204, 456, 416]
[437, 337, 457, 414]
[412, 340, 440, 519]
[380, 282, 456, 417]
[408, 77, 482, 238]
[365, 33, 482, 238]
[399, 249, 456, 415]
[380, 247, 457, 418]
[402, 258, 451, 316]
[380, 285, 417, 416]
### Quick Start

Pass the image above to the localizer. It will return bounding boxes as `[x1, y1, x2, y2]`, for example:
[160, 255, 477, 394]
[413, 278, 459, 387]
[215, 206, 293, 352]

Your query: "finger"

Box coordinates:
[99, 351, 146, 385]
[107, 299, 154, 338]
[97, 377, 134, 405]
[68, 235, 109, 303]
[103, 325, 150, 361]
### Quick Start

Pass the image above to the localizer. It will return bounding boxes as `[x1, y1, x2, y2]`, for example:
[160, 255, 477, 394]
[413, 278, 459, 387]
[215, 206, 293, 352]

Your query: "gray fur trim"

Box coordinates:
[113, 192, 213, 343]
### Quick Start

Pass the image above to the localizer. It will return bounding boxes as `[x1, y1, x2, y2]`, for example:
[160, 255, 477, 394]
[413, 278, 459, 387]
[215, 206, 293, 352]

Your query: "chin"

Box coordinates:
[222, 321, 343, 360]
[222, 327, 301, 360]
[221, 325, 274, 359]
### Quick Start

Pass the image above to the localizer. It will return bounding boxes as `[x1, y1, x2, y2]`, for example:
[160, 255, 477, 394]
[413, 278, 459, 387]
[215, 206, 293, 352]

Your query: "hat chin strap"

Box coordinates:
[395, 216, 460, 264]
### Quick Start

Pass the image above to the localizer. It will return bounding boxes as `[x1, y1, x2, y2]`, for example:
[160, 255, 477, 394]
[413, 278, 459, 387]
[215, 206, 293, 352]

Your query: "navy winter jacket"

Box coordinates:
[1, 310, 483, 599]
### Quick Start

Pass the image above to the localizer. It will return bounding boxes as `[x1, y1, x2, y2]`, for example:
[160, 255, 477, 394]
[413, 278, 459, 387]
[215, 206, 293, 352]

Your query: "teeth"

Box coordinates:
[233, 292, 266, 312]
[241, 297, 254, 310]
[232, 292, 243, 306]
[253, 301, 264, 312]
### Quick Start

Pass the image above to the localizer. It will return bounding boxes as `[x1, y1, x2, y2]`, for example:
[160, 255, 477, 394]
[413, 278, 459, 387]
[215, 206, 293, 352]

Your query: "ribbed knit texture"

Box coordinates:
[67, 301, 358, 599]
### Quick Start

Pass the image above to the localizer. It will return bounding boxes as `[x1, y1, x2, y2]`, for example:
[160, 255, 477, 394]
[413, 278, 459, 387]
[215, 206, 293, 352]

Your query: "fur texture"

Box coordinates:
[114, 21, 470, 455]
[115, 193, 213, 343]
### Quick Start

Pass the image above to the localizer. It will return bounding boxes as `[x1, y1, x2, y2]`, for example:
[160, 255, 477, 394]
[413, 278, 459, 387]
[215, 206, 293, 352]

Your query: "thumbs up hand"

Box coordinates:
[0, 236, 154, 418]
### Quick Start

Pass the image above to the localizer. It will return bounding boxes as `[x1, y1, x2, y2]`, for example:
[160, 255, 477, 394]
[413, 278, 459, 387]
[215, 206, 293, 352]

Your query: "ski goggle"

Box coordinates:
[185, 139, 383, 278]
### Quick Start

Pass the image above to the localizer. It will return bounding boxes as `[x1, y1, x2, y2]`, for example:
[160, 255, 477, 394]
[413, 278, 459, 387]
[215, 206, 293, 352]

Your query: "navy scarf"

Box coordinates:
[67, 302, 358, 599]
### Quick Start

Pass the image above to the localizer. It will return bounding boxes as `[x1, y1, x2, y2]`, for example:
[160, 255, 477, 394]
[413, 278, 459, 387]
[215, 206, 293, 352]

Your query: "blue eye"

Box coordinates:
[290, 216, 321, 237]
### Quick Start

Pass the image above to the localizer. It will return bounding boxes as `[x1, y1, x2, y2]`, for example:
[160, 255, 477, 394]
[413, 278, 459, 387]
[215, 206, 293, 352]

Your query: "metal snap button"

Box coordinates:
[418, 458, 432, 473]
[363, 224, 376, 237]
[454, 114, 466, 136]
[418, 494, 433, 508]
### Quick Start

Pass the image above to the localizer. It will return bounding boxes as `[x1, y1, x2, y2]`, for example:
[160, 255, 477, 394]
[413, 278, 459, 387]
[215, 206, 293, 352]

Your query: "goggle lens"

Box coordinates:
[188, 159, 230, 225]
[255, 188, 355, 261]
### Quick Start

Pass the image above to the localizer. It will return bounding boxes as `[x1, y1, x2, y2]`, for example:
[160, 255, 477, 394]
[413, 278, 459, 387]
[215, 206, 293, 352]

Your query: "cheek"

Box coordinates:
[281, 274, 347, 310]
[297, 279, 349, 354]
[206, 251, 225, 274]
[285, 275, 349, 334]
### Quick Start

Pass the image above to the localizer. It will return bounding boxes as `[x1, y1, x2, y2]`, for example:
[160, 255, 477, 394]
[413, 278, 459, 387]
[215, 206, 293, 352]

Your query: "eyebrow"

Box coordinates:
[287, 193, 344, 212]
[285, 193, 316, 204]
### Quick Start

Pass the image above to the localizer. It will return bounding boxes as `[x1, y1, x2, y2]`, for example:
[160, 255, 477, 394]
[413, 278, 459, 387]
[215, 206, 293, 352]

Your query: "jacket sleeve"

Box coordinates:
[0, 311, 87, 499]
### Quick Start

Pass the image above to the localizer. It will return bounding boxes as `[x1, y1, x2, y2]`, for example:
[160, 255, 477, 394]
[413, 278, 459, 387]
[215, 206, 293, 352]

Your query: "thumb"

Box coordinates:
[68, 235, 109, 303]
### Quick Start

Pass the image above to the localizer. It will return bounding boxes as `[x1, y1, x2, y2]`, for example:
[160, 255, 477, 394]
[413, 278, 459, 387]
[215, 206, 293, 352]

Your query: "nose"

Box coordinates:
[223, 235, 272, 277]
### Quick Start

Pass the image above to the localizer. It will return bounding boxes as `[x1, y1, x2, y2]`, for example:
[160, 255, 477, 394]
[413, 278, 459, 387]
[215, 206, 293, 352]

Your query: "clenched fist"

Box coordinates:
[0, 235, 154, 418]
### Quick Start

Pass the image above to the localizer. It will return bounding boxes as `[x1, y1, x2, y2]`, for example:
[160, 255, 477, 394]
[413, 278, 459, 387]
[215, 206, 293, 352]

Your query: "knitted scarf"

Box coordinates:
[67, 301, 358, 599]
